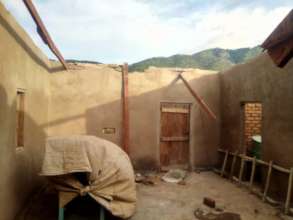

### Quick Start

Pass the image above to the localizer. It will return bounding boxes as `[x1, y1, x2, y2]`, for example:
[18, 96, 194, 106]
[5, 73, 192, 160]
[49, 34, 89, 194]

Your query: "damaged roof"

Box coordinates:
[261, 9, 293, 68]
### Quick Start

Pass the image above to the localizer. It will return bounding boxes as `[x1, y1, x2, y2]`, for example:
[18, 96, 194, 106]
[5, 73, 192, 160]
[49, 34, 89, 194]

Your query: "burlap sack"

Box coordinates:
[40, 135, 136, 219]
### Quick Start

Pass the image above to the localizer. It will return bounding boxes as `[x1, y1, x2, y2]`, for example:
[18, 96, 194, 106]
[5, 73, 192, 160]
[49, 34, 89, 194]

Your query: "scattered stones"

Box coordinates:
[254, 209, 259, 215]
[178, 180, 187, 185]
[203, 197, 216, 208]
[215, 207, 224, 212]
[194, 208, 241, 220]
[135, 173, 156, 185]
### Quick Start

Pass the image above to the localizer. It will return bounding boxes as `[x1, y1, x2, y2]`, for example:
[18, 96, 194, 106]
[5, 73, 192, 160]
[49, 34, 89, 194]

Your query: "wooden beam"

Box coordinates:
[178, 74, 217, 120]
[267, 38, 293, 68]
[122, 63, 130, 154]
[261, 9, 293, 68]
[285, 168, 293, 214]
[23, 0, 68, 70]
[238, 156, 245, 184]
[263, 161, 273, 201]
[230, 151, 238, 180]
[262, 9, 293, 49]
[249, 157, 257, 190]
[221, 150, 229, 177]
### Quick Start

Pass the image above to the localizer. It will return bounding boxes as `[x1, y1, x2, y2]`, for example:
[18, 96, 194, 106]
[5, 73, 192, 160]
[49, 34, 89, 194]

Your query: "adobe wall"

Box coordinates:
[48, 65, 221, 170]
[220, 53, 293, 198]
[0, 3, 52, 220]
[128, 67, 220, 169]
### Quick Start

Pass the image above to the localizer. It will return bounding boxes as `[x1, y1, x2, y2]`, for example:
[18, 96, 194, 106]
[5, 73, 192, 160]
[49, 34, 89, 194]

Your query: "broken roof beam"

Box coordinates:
[179, 74, 217, 120]
[23, 0, 68, 70]
[261, 9, 293, 68]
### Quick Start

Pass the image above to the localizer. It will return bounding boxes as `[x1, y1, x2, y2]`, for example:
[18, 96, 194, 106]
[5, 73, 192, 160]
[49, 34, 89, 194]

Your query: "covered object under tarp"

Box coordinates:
[40, 135, 136, 219]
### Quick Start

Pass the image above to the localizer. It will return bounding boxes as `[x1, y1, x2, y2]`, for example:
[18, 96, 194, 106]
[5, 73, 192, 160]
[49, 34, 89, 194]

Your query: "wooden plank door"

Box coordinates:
[160, 103, 190, 169]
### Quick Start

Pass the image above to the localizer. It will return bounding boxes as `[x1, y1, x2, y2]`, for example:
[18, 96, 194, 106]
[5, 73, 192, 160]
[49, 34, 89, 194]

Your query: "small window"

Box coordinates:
[102, 128, 116, 134]
[16, 90, 25, 148]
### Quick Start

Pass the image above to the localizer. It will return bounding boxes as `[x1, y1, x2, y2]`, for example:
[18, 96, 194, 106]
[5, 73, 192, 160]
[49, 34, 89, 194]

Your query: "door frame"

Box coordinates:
[240, 101, 263, 154]
[158, 101, 192, 170]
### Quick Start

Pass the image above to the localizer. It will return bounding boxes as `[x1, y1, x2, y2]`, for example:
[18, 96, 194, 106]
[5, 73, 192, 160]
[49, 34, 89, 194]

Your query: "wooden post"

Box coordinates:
[285, 168, 293, 214]
[221, 150, 229, 177]
[122, 63, 130, 154]
[238, 156, 245, 184]
[230, 151, 238, 180]
[249, 157, 257, 190]
[263, 161, 273, 201]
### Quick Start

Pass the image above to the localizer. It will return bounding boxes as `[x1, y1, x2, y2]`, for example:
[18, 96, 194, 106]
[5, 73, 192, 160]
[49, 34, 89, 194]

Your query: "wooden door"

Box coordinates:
[160, 103, 190, 169]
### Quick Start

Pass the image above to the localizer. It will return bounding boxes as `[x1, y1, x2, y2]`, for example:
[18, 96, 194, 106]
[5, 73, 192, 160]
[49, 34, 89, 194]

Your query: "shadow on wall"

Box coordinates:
[219, 54, 293, 200]
[0, 85, 47, 220]
[44, 73, 220, 171]
[0, 13, 64, 73]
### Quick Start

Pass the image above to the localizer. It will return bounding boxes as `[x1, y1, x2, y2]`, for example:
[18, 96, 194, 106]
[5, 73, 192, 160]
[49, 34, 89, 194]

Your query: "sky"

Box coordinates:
[1, 0, 292, 64]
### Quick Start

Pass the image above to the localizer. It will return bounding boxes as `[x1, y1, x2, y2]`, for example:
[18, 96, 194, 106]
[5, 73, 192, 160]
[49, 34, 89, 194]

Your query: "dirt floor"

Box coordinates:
[18, 172, 292, 220]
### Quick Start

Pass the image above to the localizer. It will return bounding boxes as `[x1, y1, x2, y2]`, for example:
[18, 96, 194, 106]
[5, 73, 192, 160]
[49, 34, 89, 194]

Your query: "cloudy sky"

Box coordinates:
[1, 0, 292, 64]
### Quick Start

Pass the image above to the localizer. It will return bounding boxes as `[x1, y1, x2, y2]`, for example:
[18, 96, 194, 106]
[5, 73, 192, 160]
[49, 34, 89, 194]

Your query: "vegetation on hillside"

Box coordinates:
[128, 46, 262, 72]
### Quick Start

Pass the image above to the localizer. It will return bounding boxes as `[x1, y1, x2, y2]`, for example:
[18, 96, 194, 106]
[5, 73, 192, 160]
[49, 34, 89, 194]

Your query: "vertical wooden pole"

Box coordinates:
[263, 161, 273, 201]
[249, 157, 257, 190]
[238, 156, 245, 184]
[230, 151, 238, 180]
[285, 168, 293, 214]
[122, 63, 130, 154]
[221, 150, 229, 177]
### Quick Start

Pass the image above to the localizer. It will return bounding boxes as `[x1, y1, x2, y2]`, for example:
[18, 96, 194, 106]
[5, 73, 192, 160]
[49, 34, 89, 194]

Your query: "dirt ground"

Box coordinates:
[18, 172, 292, 220]
[131, 172, 290, 220]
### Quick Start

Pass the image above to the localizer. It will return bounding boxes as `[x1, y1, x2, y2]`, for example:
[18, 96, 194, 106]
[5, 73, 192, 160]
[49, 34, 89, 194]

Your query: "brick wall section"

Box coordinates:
[244, 103, 262, 148]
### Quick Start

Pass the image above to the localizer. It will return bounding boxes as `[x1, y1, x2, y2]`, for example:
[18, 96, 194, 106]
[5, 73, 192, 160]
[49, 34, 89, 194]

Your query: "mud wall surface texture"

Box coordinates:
[128, 68, 220, 170]
[47, 64, 123, 144]
[220, 53, 293, 198]
[48, 66, 220, 171]
[0, 3, 51, 220]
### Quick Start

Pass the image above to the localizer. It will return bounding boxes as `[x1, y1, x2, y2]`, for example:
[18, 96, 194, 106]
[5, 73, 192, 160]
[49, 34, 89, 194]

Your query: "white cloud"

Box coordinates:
[1, 0, 292, 63]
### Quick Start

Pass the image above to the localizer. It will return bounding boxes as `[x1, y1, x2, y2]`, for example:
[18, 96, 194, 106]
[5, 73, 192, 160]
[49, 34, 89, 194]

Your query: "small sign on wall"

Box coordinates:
[102, 128, 116, 134]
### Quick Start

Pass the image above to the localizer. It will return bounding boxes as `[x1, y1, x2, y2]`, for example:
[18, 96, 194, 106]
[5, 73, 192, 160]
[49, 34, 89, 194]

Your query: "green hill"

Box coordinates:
[129, 46, 262, 72]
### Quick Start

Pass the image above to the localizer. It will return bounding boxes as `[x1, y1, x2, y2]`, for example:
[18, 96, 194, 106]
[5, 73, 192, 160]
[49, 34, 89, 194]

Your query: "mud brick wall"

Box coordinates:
[244, 103, 262, 148]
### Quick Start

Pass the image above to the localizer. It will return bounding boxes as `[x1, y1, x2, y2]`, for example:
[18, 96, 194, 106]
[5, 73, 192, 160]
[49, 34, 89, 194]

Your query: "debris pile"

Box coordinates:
[194, 197, 241, 220]
[161, 169, 187, 183]
[194, 208, 241, 220]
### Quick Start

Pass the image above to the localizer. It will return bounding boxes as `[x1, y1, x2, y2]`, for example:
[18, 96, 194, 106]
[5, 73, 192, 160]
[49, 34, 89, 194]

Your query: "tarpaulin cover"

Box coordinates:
[40, 135, 136, 219]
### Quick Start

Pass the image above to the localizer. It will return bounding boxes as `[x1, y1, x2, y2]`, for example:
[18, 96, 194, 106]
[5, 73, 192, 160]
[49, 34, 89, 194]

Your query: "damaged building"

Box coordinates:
[0, 1, 293, 220]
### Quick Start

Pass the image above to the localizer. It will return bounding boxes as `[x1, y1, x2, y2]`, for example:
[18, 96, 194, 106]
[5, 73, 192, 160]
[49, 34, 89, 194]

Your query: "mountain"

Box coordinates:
[128, 46, 262, 72]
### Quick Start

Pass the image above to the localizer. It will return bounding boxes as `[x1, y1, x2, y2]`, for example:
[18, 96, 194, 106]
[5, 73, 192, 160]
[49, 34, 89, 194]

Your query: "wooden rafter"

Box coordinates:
[23, 0, 68, 70]
[178, 74, 217, 120]
[261, 9, 293, 68]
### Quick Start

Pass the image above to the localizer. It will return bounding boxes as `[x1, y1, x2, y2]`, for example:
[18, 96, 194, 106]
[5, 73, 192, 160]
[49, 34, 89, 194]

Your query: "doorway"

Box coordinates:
[241, 102, 262, 155]
[160, 102, 191, 170]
